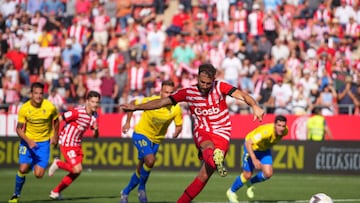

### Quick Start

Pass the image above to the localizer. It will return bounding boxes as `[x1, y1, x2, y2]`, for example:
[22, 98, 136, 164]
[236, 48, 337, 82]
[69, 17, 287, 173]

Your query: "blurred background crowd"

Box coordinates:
[0, 0, 360, 115]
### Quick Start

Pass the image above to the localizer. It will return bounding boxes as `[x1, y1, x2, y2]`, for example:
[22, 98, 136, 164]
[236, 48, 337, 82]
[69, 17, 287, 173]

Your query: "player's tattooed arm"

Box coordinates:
[16, 122, 37, 149]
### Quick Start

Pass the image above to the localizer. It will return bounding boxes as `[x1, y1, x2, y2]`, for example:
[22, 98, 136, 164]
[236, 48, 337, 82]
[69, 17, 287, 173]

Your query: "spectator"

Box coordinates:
[40, 0, 65, 17]
[147, 22, 166, 66]
[256, 76, 274, 113]
[271, 38, 290, 64]
[276, 6, 293, 42]
[47, 87, 66, 112]
[166, 4, 190, 37]
[291, 83, 309, 115]
[293, 19, 311, 42]
[270, 77, 293, 114]
[220, 49, 242, 87]
[45, 55, 61, 85]
[114, 63, 128, 105]
[231, 2, 247, 43]
[216, 0, 230, 25]
[116, 0, 132, 31]
[100, 68, 118, 113]
[248, 4, 264, 39]
[1, 0, 17, 17]
[317, 84, 337, 116]
[61, 38, 82, 76]
[85, 69, 101, 93]
[172, 39, 195, 66]
[263, 10, 278, 44]
[92, 6, 110, 46]
[334, 0, 356, 26]
[337, 75, 358, 114]
[128, 60, 145, 94]
[239, 58, 256, 94]
[143, 62, 158, 96]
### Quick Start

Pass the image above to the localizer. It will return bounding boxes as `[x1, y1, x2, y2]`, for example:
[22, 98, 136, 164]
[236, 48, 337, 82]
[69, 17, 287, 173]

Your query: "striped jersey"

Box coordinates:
[170, 80, 235, 141]
[59, 106, 97, 147]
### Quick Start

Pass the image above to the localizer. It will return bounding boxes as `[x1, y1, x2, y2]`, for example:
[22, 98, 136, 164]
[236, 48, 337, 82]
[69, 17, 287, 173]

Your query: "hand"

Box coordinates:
[28, 140, 38, 149]
[253, 158, 262, 169]
[50, 136, 59, 148]
[120, 104, 137, 112]
[122, 123, 130, 134]
[252, 105, 265, 122]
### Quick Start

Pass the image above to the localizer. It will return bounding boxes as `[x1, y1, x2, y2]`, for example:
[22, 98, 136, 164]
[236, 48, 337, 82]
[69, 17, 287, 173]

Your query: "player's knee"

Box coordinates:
[73, 165, 83, 174]
[34, 172, 45, 179]
[145, 157, 156, 168]
[263, 171, 273, 179]
[242, 172, 252, 180]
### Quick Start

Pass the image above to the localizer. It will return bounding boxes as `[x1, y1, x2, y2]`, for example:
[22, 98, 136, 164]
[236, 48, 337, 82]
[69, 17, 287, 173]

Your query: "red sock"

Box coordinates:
[53, 173, 79, 193]
[57, 160, 74, 173]
[177, 177, 206, 203]
[202, 148, 215, 168]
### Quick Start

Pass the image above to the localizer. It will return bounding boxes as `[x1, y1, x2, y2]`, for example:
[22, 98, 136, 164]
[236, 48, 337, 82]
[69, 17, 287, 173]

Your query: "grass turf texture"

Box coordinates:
[1, 169, 360, 203]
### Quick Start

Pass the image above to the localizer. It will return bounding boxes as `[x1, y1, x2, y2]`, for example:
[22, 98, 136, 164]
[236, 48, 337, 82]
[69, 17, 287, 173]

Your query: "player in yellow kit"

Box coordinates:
[120, 80, 183, 203]
[8, 82, 59, 203]
[226, 115, 288, 203]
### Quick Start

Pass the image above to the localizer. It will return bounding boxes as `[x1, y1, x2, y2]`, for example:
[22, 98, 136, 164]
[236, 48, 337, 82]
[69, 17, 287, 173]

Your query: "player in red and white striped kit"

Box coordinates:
[121, 64, 264, 203]
[48, 91, 101, 200]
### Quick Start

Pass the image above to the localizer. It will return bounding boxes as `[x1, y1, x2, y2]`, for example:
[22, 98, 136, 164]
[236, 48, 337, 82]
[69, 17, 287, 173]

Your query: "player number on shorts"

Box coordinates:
[19, 146, 27, 155]
[138, 139, 148, 147]
[67, 150, 76, 158]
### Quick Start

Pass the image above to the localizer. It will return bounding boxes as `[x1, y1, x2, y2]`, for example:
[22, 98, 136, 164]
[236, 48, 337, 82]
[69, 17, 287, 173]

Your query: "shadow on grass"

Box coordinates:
[24, 195, 119, 203]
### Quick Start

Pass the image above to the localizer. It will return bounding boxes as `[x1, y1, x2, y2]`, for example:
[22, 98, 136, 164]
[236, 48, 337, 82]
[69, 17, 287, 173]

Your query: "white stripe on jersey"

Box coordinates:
[60, 107, 96, 147]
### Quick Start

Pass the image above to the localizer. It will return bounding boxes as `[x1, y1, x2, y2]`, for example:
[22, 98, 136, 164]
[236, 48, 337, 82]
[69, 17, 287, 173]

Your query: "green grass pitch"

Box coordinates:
[1, 169, 360, 203]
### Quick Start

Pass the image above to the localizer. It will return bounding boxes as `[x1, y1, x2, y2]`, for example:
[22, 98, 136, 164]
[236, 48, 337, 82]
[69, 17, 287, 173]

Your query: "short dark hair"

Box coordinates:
[86, 91, 101, 100]
[161, 80, 175, 87]
[275, 115, 287, 123]
[30, 82, 44, 92]
[198, 63, 217, 78]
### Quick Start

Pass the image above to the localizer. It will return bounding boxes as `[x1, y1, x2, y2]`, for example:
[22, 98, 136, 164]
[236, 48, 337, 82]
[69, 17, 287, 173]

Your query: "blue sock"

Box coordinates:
[14, 171, 26, 196]
[138, 164, 151, 191]
[123, 172, 140, 195]
[250, 172, 268, 184]
[230, 173, 247, 192]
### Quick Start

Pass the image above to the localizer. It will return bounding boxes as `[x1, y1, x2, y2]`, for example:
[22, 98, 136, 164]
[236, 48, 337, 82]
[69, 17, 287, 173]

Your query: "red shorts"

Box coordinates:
[193, 129, 230, 154]
[60, 146, 83, 166]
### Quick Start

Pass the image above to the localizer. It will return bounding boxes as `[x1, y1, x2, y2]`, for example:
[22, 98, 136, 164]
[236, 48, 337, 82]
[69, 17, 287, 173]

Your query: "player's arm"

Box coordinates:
[51, 117, 60, 147]
[93, 122, 99, 138]
[245, 138, 262, 169]
[172, 106, 183, 138]
[324, 121, 333, 140]
[122, 100, 136, 134]
[16, 122, 37, 149]
[120, 97, 173, 111]
[229, 88, 264, 121]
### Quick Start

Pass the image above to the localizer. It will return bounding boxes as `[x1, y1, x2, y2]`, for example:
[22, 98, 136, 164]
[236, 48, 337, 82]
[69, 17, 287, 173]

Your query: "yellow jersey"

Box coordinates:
[17, 99, 59, 142]
[245, 123, 288, 151]
[134, 95, 183, 144]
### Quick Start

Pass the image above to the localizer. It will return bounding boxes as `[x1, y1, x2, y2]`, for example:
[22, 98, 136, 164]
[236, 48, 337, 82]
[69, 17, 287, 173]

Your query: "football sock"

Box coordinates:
[53, 173, 79, 193]
[123, 171, 140, 194]
[177, 177, 206, 203]
[202, 148, 216, 168]
[57, 160, 74, 173]
[138, 164, 151, 191]
[230, 173, 247, 192]
[14, 171, 26, 195]
[250, 172, 268, 184]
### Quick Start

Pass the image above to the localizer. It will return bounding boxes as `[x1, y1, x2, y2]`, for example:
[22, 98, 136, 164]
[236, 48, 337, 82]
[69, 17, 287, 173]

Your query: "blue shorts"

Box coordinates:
[19, 140, 50, 169]
[132, 132, 159, 160]
[242, 144, 272, 172]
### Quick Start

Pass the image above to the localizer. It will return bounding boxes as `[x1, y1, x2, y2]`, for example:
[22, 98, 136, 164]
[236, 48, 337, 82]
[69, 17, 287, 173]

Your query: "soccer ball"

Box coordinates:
[309, 193, 333, 203]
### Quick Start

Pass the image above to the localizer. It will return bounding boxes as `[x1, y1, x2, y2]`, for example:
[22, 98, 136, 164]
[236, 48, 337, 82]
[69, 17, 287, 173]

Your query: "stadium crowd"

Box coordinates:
[0, 0, 360, 115]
